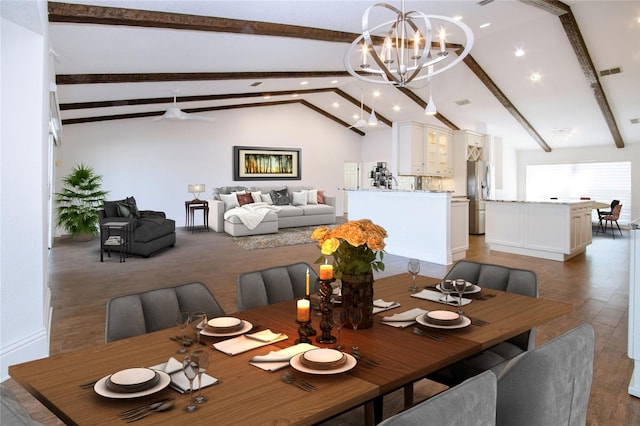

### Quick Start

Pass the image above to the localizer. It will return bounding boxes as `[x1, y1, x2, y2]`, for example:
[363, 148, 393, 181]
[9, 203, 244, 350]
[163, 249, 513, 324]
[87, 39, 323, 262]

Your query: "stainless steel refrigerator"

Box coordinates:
[467, 160, 491, 235]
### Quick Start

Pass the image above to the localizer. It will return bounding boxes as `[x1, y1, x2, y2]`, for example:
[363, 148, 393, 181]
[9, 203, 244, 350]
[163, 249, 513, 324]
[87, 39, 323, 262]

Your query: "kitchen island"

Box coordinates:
[347, 189, 468, 265]
[485, 200, 593, 261]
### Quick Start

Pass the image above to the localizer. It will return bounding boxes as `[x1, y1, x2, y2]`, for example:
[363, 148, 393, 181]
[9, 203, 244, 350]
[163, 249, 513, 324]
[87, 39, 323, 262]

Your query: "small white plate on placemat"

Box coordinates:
[290, 352, 357, 375]
[200, 320, 253, 337]
[416, 313, 471, 330]
[436, 283, 481, 294]
[94, 371, 170, 399]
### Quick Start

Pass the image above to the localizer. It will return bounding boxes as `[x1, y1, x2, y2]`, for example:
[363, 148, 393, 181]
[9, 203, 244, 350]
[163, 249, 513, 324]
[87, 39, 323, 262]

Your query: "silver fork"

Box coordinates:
[413, 327, 446, 341]
[281, 373, 315, 391]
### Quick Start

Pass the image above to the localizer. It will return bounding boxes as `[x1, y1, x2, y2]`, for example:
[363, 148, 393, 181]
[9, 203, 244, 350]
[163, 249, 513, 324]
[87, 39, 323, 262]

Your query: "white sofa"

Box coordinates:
[207, 185, 336, 237]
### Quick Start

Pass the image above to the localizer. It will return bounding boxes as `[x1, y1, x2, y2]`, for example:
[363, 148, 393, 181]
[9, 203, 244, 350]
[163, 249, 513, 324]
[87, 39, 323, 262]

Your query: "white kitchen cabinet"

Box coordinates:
[398, 122, 424, 175]
[425, 126, 453, 176]
[398, 122, 452, 177]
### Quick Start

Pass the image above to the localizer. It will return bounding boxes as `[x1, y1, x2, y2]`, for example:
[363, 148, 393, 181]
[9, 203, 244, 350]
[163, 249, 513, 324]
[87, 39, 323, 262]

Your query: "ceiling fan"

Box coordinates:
[153, 90, 214, 122]
[348, 89, 377, 129]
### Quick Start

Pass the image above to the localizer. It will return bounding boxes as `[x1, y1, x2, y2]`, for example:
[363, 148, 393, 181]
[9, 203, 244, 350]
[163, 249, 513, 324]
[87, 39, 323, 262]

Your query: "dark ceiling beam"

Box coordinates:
[462, 54, 551, 152]
[56, 71, 352, 85]
[48, 2, 360, 43]
[521, 0, 624, 148]
[395, 87, 460, 131]
[59, 87, 337, 110]
[61, 98, 366, 135]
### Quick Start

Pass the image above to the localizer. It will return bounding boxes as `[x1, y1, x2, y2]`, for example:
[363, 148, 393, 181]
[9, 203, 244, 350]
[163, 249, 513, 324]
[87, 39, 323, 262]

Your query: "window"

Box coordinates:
[526, 162, 631, 225]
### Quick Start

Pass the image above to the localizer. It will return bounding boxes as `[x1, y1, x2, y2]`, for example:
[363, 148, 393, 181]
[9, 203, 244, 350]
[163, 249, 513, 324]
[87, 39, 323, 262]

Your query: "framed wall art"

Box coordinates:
[233, 146, 301, 181]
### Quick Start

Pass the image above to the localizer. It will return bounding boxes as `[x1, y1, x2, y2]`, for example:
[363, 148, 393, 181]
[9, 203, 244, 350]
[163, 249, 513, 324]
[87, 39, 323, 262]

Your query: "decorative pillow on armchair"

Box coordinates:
[270, 188, 291, 206]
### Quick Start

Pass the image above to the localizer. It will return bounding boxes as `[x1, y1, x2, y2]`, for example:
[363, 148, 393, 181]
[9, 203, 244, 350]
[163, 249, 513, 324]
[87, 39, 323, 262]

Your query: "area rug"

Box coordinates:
[231, 218, 345, 250]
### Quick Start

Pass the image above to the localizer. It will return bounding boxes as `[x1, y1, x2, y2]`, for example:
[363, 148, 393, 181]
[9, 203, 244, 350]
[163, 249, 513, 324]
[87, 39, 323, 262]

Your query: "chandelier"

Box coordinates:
[344, 1, 474, 88]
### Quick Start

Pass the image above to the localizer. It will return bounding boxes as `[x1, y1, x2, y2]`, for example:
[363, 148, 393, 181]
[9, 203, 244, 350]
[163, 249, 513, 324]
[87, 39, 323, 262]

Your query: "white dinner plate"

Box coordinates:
[290, 352, 357, 375]
[109, 367, 156, 386]
[94, 371, 170, 399]
[436, 283, 481, 294]
[416, 313, 471, 330]
[199, 320, 253, 337]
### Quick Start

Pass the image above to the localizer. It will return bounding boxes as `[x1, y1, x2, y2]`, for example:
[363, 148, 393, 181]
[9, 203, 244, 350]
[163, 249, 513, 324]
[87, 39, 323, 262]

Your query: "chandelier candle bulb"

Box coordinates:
[306, 268, 310, 296]
[320, 264, 334, 280]
[439, 27, 446, 52]
[297, 299, 310, 322]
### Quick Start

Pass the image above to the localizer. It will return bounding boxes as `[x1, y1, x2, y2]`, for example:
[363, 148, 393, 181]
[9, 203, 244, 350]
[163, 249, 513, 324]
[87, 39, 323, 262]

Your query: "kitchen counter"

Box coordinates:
[346, 190, 468, 265]
[485, 200, 592, 261]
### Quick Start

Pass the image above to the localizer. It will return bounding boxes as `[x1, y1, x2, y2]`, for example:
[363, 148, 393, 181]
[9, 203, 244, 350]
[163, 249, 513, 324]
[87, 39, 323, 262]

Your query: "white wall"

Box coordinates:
[56, 103, 363, 231]
[0, 1, 51, 380]
[517, 144, 640, 221]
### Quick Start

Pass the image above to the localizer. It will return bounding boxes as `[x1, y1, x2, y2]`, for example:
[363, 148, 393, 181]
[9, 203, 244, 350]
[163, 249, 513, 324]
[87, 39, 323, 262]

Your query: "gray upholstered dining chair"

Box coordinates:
[444, 260, 538, 374]
[493, 323, 594, 426]
[380, 370, 497, 425]
[237, 262, 320, 311]
[105, 282, 225, 342]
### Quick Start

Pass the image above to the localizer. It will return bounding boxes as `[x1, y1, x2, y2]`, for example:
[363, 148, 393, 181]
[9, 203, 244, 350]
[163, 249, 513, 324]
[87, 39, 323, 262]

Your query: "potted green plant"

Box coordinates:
[55, 164, 109, 241]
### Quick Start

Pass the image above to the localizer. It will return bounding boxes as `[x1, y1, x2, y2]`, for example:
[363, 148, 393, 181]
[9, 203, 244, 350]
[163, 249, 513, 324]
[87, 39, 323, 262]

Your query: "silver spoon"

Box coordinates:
[413, 327, 446, 341]
[281, 374, 314, 391]
[124, 400, 174, 422]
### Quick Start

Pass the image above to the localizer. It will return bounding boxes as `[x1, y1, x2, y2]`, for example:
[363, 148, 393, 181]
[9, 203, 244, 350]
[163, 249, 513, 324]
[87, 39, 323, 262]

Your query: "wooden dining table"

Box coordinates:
[9, 273, 571, 425]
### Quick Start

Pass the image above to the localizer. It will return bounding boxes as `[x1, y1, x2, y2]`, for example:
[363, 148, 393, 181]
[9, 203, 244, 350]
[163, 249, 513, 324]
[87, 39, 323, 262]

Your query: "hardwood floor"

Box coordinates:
[4, 223, 640, 425]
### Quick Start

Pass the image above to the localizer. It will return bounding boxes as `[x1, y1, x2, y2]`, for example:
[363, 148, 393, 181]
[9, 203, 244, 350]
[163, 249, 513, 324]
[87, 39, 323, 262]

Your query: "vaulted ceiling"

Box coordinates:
[48, 1, 640, 152]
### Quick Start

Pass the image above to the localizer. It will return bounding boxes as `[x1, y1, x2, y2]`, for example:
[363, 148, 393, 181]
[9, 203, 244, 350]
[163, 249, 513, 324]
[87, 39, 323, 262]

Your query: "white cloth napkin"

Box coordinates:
[380, 308, 428, 328]
[213, 330, 288, 355]
[249, 343, 318, 372]
[245, 329, 284, 342]
[372, 299, 401, 314]
[150, 357, 219, 394]
[411, 289, 472, 307]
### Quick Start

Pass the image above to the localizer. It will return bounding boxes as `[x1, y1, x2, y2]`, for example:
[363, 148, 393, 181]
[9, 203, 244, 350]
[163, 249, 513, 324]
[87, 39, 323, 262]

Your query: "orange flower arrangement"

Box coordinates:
[311, 219, 387, 278]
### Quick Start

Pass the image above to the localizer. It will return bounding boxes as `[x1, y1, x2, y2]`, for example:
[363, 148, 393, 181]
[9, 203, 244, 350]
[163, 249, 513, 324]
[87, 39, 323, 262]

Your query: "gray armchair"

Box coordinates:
[379, 371, 497, 426]
[105, 282, 225, 342]
[493, 323, 594, 426]
[237, 262, 320, 312]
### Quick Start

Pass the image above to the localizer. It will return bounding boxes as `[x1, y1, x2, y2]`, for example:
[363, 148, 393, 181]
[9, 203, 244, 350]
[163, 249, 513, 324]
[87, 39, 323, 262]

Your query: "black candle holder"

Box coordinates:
[316, 278, 337, 344]
[295, 319, 312, 344]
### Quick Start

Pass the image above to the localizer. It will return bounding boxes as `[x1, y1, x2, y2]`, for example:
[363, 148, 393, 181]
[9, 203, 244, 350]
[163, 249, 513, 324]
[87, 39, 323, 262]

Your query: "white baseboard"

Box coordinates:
[1, 328, 49, 381]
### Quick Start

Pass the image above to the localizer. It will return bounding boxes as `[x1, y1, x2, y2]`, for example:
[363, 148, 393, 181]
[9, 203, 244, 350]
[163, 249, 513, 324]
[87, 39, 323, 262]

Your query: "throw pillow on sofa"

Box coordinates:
[260, 193, 273, 205]
[292, 191, 308, 206]
[236, 193, 254, 206]
[220, 193, 240, 211]
[317, 190, 325, 204]
[270, 188, 290, 206]
[306, 189, 318, 205]
[251, 191, 262, 203]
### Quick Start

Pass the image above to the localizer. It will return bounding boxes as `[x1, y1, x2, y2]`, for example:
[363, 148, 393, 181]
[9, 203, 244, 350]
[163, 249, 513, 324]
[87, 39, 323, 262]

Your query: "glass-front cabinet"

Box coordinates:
[398, 122, 452, 177]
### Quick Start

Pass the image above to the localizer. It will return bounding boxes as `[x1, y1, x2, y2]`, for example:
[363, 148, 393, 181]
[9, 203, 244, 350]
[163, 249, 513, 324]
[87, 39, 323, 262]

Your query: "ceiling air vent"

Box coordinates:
[631, 118, 640, 125]
[478, 0, 494, 5]
[250, 81, 262, 87]
[455, 99, 471, 106]
[599, 67, 622, 77]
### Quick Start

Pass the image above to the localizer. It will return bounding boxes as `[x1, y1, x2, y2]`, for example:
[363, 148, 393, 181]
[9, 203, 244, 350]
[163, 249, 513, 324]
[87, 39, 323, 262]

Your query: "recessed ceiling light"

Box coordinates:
[373, 90, 381, 97]
[331, 80, 338, 84]
[552, 128, 576, 140]
[292, 93, 299, 97]
[263, 95, 271, 100]
[515, 48, 525, 57]
[300, 81, 308, 86]
[453, 16, 463, 21]
[479, 22, 491, 29]
[352, 113, 360, 119]
[393, 105, 401, 112]
[530, 73, 542, 81]
[332, 102, 339, 108]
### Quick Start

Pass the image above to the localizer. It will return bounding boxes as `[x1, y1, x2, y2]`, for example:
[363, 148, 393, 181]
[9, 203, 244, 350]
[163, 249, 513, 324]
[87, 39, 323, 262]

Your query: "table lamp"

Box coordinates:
[188, 184, 205, 201]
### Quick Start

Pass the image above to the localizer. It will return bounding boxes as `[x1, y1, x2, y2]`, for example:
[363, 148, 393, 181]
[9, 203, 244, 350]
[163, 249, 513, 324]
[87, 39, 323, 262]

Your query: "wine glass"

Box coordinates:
[176, 311, 190, 354]
[191, 349, 209, 404]
[454, 279, 467, 308]
[440, 279, 454, 308]
[407, 259, 421, 292]
[349, 307, 363, 354]
[190, 311, 207, 345]
[332, 305, 347, 351]
[182, 354, 199, 412]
